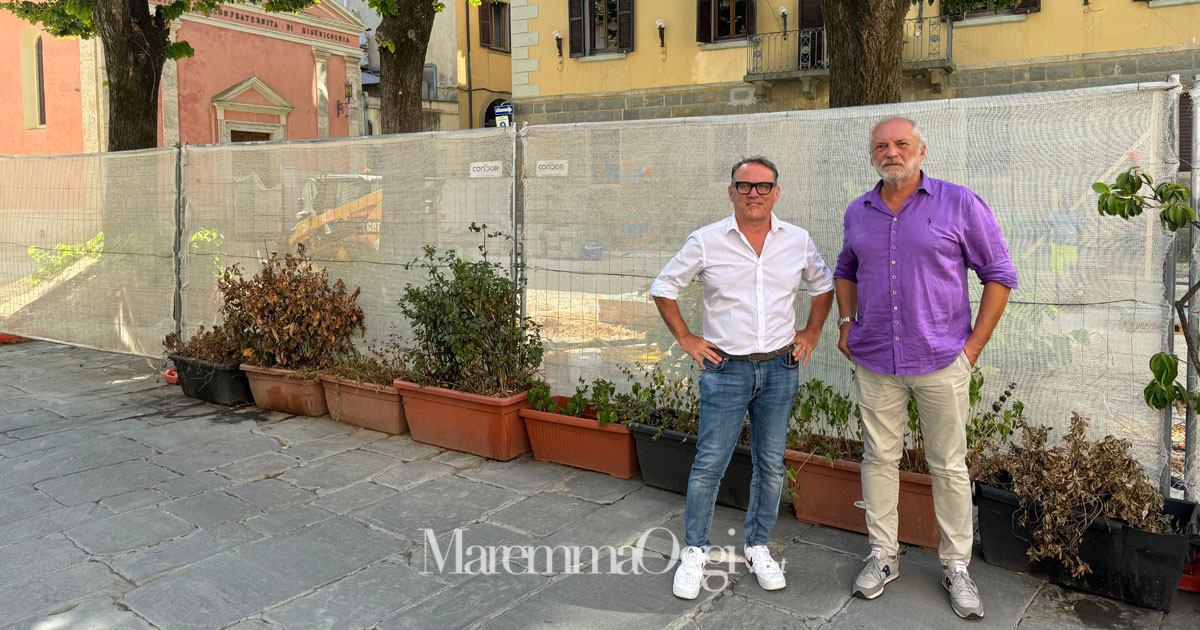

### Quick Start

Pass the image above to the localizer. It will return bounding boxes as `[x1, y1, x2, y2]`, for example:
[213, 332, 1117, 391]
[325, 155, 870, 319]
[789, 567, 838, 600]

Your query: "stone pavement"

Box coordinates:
[0, 340, 1197, 630]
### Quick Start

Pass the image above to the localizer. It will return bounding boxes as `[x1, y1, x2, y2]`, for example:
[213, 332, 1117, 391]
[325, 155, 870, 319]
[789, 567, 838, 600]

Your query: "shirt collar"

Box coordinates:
[725, 213, 784, 234]
[866, 171, 937, 208]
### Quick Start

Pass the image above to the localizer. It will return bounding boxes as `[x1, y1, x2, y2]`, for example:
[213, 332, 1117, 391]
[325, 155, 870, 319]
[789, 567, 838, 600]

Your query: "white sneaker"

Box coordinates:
[744, 545, 786, 591]
[673, 546, 707, 599]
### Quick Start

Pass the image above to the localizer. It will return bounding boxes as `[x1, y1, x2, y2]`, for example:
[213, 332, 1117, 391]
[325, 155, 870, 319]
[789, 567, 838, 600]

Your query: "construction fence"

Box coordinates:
[0, 81, 1194, 497]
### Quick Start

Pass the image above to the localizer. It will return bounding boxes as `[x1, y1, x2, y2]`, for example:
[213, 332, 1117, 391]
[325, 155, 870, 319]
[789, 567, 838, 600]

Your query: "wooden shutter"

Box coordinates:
[618, 0, 635, 52]
[745, 0, 757, 36]
[798, 0, 823, 29]
[569, 0, 585, 57]
[478, 4, 493, 48]
[1014, 0, 1040, 15]
[1182, 91, 1194, 171]
[696, 0, 713, 44]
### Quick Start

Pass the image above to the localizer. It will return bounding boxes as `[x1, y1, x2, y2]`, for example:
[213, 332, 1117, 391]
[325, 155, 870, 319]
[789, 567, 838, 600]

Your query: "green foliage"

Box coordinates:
[612, 364, 703, 437]
[941, 0, 1020, 14]
[1094, 168, 1194, 231]
[1143, 351, 1189, 410]
[26, 231, 104, 287]
[400, 224, 543, 397]
[527, 378, 620, 425]
[219, 245, 365, 370]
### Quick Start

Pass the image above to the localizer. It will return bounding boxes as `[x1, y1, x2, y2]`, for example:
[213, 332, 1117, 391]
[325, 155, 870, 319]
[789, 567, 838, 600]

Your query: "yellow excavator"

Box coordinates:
[289, 173, 383, 262]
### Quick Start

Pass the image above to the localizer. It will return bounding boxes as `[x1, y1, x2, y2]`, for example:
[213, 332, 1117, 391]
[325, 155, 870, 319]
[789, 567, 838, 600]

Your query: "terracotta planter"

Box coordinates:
[519, 399, 638, 479]
[784, 449, 940, 550]
[240, 364, 328, 416]
[0, 333, 28, 344]
[395, 380, 529, 461]
[319, 374, 407, 435]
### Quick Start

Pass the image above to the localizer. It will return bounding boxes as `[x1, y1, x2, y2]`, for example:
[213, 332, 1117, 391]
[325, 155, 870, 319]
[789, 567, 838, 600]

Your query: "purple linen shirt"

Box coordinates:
[834, 174, 1018, 376]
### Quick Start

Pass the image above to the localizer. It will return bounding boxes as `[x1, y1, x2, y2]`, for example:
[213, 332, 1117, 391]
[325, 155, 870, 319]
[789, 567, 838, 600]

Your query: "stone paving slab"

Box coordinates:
[4, 342, 1200, 630]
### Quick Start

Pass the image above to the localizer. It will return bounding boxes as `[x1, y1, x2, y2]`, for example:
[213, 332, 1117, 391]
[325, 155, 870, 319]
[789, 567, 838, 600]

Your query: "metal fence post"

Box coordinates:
[513, 123, 527, 324]
[1188, 74, 1200, 501]
[172, 143, 185, 338]
[1163, 75, 1182, 497]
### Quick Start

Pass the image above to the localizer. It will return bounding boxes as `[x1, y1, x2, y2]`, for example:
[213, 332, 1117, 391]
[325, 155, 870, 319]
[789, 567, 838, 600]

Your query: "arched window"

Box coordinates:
[21, 29, 47, 128]
[35, 36, 46, 126]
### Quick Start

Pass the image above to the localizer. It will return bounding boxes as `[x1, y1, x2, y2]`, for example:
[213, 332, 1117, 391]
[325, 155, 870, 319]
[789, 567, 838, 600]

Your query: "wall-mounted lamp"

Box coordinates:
[656, 19, 665, 48]
[780, 7, 788, 33]
[336, 81, 353, 117]
[553, 30, 563, 57]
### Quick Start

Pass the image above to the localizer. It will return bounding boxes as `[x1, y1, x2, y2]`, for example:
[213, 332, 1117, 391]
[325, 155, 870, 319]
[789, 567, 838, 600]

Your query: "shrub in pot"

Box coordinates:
[396, 225, 542, 460]
[219, 245, 365, 416]
[973, 412, 1199, 611]
[614, 364, 756, 509]
[163, 324, 252, 406]
[320, 348, 408, 434]
[520, 378, 639, 479]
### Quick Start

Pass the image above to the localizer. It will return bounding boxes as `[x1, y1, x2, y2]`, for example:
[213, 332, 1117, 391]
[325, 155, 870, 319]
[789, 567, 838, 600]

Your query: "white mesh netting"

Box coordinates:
[0, 83, 1189, 488]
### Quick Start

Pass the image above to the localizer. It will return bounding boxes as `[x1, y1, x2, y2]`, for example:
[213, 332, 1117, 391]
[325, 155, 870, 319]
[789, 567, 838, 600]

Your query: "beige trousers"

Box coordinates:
[855, 352, 973, 566]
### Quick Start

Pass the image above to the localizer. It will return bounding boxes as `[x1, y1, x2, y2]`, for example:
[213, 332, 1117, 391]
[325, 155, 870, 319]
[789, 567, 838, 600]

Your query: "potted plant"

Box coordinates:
[220, 245, 365, 416]
[520, 378, 639, 479]
[395, 224, 542, 461]
[784, 370, 1022, 550]
[973, 412, 1199, 612]
[163, 324, 252, 406]
[319, 347, 408, 434]
[617, 364, 756, 510]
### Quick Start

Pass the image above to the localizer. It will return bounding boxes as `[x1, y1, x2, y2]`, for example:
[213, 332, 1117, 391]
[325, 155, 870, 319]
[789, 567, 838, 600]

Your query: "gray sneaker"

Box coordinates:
[943, 561, 984, 620]
[852, 547, 899, 599]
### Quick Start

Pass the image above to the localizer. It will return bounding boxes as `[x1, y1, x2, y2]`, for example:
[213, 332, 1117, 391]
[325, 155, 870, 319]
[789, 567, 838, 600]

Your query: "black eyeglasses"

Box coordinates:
[733, 181, 776, 195]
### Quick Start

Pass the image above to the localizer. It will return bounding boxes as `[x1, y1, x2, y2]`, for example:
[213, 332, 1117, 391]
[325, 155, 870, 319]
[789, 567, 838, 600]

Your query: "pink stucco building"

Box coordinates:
[0, 3, 367, 154]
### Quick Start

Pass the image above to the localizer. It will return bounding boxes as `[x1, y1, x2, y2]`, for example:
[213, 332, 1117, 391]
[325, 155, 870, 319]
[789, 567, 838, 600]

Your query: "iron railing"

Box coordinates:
[747, 17, 953, 79]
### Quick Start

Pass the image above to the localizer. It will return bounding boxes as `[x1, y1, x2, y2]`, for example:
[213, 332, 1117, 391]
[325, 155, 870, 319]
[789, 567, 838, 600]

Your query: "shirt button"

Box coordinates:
[891, 291, 897, 295]
[892, 218, 898, 222]
[891, 275, 896, 280]
[894, 321, 899, 325]
[892, 231, 896, 235]
[894, 336, 900, 340]
[890, 260, 896, 265]
[890, 245, 896, 250]
[893, 306, 898, 311]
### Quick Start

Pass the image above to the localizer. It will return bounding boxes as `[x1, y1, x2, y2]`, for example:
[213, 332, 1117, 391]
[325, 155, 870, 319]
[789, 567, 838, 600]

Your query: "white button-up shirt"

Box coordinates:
[650, 214, 834, 356]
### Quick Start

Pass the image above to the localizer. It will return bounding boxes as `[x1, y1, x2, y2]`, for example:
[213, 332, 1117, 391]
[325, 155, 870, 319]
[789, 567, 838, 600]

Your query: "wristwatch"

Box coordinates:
[837, 315, 856, 328]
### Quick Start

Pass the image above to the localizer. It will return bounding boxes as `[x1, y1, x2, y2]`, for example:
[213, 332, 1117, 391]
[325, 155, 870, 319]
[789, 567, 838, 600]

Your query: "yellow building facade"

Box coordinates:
[513, 0, 1200, 144]
[459, 0, 514, 128]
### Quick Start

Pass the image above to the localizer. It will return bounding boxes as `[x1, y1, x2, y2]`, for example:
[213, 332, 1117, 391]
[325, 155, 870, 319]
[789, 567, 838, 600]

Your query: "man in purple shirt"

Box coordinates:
[833, 117, 1017, 620]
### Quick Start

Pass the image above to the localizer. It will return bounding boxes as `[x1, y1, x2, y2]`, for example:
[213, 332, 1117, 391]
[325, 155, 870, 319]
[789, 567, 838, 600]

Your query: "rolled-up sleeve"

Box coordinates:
[802, 237, 835, 296]
[962, 193, 1018, 289]
[650, 234, 705, 300]
[833, 213, 858, 282]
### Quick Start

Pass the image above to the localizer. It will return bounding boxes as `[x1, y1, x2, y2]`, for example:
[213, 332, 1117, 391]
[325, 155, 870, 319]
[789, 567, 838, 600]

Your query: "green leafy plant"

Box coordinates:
[942, 0, 1021, 15]
[527, 378, 617, 424]
[788, 377, 863, 465]
[162, 324, 241, 364]
[400, 224, 542, 397]
[974, 412, 1172, 578]
[218, 245, 365, 371]
[26, 231, 104, 287]
[189, 228, 226, 276]
[1093, 168, 1196, 413]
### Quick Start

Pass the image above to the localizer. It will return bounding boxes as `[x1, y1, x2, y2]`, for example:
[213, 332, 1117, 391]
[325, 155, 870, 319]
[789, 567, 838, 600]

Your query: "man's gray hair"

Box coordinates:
[870, 117, 925, 149]
[730, 156, 780, 182]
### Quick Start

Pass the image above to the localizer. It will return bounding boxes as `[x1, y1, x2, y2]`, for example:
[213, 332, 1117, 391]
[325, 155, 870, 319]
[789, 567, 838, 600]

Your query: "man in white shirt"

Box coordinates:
[650, 156, 835, 599]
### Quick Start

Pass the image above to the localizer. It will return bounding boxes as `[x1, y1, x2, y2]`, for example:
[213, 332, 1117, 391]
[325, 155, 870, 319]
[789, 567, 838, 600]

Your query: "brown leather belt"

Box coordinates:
[715, 345, 794, 362]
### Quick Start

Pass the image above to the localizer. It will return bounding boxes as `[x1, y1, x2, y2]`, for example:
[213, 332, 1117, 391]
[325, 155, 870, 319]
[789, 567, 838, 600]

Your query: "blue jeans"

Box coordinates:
[684, 353, 799, 548]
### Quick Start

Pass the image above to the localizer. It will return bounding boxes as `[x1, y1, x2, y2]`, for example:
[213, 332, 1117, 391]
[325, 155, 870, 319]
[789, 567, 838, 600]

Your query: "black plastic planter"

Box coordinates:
[976, 482, 1198, 612]
[169, 354, 253, 407]
[628, 423, 754, 510]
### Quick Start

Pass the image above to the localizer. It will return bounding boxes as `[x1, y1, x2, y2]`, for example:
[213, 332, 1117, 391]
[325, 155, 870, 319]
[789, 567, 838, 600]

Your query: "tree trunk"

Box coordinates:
[92, 0, 169, 151]
[822, 0, 910, 108]
[378, 4, 438, 134]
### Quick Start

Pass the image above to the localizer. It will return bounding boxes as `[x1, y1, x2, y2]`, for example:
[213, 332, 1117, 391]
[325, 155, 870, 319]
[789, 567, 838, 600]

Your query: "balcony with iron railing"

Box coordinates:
[746, 17, 953, 82]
